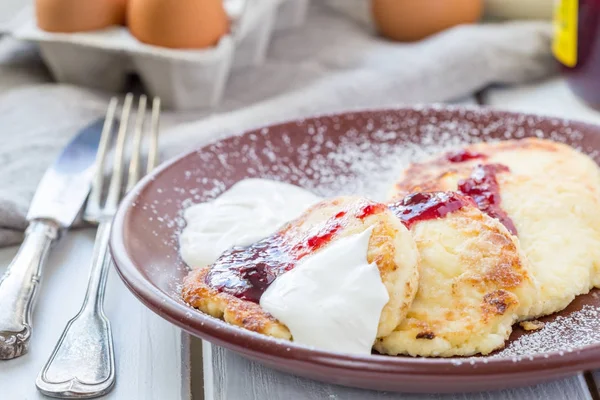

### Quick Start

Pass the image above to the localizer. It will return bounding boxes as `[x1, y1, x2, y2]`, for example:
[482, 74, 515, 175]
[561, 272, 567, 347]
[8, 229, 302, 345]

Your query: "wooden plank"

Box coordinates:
[205, 344, 592, 400]
[191, 337, 205, 400]
[588, 372, 600, 399]
[0, 229, 190, 400]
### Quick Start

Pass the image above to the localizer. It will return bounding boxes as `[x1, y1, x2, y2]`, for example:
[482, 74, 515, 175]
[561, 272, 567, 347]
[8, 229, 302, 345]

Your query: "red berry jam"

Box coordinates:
[457, 164, 517, 235]
[446, 149, 487, 163]
[357, 203, 387, 219]
[292, 224, 342, 259]
[388, 192, 474, 228]
[205, 217, 344, 303]
[205, 236, 294, 303]
[204, 200, 392, 302]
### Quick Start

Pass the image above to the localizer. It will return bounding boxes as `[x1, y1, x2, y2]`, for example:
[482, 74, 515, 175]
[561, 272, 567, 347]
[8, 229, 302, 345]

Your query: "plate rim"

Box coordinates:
[110, 106, 600, 391]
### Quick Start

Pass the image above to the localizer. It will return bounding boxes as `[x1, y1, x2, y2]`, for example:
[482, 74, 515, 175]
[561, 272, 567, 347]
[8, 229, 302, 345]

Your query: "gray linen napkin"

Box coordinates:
[0, 2, 555, 247]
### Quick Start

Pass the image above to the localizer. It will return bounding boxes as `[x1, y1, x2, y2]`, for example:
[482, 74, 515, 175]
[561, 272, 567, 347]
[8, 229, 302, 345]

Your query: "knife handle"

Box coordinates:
[0, 220, 59, 360]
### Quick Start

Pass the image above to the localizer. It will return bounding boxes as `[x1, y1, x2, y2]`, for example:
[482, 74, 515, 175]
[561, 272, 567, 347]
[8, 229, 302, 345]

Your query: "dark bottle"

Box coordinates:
[554, 0, 600, 108]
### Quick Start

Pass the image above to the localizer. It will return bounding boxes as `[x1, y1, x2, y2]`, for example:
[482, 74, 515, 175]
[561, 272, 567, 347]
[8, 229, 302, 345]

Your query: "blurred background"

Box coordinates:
[2, 0, 592, 216]
[0, 0, 571, 243]
[1, 1, 596, 141]
[2, 0, 598, 228]
[1, 0, 597, 153]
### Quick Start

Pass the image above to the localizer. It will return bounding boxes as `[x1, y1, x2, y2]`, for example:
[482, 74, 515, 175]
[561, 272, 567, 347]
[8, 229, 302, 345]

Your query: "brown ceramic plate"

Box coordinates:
[110, 106, 600, 393]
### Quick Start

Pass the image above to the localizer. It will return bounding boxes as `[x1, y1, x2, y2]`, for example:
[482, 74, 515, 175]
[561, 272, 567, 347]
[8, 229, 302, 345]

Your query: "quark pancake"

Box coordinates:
[182, 196, 420, 341]
[389, 138, 600, 317]
[374, 192, 538, 357]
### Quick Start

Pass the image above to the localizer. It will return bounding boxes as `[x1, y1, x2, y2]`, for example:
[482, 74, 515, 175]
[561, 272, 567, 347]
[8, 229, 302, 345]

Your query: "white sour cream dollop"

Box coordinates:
[179, 179, 321, 269]
[260, 227, 389, 355]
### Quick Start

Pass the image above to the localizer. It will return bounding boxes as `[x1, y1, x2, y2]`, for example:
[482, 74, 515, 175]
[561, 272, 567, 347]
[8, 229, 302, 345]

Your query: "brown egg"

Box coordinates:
[36, 0, 127, 33]
[372, 0, 483, 42]
[128, 0, 229, 49]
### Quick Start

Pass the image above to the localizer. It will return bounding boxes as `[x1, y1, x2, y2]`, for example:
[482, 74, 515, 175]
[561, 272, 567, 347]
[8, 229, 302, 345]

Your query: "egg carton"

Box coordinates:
[9, 0, 283, 110]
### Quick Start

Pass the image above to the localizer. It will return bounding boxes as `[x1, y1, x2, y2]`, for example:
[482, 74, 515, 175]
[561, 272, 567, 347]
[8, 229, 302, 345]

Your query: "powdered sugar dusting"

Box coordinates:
[489, 304, 600, 359]
[130, 106, 600, 360]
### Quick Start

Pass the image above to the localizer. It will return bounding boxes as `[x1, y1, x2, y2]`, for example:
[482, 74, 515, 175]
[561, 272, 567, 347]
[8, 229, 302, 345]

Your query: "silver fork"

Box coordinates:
[36, 94, 161, 399]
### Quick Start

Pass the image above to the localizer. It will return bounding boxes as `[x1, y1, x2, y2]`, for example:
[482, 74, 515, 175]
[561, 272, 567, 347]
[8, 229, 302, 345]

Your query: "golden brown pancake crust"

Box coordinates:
[182, 196, 420, 340]
[389, 137, 600, 318]
[374, 206, 537, 357]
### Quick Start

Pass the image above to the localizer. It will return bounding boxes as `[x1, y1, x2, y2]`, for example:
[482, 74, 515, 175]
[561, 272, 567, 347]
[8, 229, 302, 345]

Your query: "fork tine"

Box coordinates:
[87, 97, 118, 216]
[106, 93, 133, 210]
[126, 95, 147, 192]
[146, 97, 161, 173]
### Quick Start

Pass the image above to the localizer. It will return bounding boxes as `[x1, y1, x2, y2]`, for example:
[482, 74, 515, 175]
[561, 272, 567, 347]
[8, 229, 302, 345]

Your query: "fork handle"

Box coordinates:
[36, 221, 115, 399]
[0, 220, 59, 360]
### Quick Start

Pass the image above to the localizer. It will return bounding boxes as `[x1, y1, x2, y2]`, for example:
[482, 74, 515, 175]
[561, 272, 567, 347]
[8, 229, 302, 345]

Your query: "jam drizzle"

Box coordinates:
[390, 164, 517, 234]
[357, 203, 387, 219]
[206, 221, 344, 303]
[205, 201, 388, 303]
[457, 164, 517, 235]
[205, 235, 294, 303]
[446, 149, 487, 163]
[293, 223, 342, 259]
[389, 192, 474, 228]
[204, 159, 517, 304]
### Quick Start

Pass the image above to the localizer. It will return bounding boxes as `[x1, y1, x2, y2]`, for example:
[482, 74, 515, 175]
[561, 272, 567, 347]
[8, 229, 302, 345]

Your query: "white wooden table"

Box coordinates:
[0, 230, 191, 400]
[2, 78, 600, 400]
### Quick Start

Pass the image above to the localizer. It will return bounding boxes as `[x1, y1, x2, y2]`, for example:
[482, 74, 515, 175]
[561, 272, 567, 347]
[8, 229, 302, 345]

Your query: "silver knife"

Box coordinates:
[0, 119, 104, 360]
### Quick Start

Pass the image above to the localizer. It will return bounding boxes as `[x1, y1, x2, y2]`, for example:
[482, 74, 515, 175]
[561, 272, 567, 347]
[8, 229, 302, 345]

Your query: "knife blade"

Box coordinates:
[27, 119, 104, 226]
[0, 118, 104, 360]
